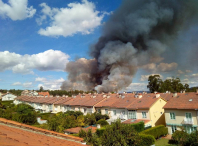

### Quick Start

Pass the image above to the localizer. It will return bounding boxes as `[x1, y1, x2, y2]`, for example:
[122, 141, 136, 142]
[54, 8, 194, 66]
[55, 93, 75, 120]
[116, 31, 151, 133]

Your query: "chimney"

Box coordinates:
[156, 93, 160, 98]
[173, 92, 177, 97]
[97, 124, 101, 129]
[138, 93, 142, 98]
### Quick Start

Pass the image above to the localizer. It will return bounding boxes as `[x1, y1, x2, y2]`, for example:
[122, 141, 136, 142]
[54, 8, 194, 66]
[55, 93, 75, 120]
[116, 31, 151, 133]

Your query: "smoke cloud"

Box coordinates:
[61, 0, 198, 92]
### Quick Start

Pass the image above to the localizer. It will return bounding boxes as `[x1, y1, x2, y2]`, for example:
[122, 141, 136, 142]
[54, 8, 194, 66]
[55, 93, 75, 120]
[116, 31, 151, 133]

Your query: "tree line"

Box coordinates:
[147, 75, 195, 93]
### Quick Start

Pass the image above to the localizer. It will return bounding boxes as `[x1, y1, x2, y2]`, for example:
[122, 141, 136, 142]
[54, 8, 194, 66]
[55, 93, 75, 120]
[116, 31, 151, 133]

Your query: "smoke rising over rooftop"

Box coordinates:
[61, 0, 198, 92]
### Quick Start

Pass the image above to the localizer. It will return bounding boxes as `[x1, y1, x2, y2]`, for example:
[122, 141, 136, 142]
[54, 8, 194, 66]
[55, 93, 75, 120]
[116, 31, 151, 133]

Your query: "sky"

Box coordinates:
[0, 0, 198, 91]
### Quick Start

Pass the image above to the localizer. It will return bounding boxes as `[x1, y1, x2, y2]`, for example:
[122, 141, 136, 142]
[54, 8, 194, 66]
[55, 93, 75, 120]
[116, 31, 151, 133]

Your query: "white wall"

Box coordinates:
[2, 93, 17, 101]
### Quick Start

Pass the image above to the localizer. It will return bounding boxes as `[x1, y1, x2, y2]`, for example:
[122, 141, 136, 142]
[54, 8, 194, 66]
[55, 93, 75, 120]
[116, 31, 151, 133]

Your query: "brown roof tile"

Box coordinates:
[94, 94, 120, 108]
[38, 92, 50, 97]
[163, 92, 198, 109]
[126, 94, 162, 110]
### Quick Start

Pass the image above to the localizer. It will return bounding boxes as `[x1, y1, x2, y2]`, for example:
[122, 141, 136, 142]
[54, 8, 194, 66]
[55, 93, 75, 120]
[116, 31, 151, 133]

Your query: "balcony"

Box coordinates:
[183, 118, 194, 125]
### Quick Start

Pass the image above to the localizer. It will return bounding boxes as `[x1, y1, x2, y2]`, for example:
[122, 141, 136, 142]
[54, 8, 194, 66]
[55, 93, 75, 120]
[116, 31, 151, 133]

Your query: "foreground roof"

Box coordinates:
[0, 122, 85, 146]
[163, 92, 198, 109]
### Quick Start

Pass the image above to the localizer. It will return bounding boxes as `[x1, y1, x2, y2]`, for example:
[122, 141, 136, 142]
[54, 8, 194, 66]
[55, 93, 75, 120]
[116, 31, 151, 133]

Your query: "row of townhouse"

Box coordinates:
[14, 91, 198, 134]
[14, 92, 169, 128]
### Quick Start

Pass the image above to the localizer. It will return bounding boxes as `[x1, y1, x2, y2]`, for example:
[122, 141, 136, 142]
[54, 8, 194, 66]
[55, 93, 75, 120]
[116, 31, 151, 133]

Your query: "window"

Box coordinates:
[84, 108, 87, 113]
[122, 111, 125, 116]
[170, 112, 175, 119]
[128, 110, 136, 119]
[185, 126, 196, 134]
[67, 106, 71, 111]
[185, 113, 192, 120]
[113, 110, 116, 116]
[142, 112, 147, 118]
[105, 109, 108, 115]
[171, 125, 177, 134]
[97, 109, 101, 114]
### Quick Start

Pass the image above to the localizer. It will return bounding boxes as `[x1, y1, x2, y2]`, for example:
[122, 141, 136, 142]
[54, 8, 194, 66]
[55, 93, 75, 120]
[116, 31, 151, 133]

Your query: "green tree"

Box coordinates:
[147, 75, 163, 93]
[39, 86, 44, 92]
[100, 120, 141, 146]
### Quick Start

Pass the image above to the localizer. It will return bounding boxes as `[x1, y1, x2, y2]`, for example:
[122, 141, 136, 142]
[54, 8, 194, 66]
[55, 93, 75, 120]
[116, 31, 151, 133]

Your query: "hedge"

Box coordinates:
[139, 134, 155, 146]
[131, 122, 145, 132]
[141, 125, 168, 139]
[96, 127, 106, 137]
[96, 119, 109, 127]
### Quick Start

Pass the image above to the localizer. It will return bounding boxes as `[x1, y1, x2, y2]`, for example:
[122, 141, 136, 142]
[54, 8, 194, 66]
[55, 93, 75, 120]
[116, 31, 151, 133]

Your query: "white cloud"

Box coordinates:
[0, 50, 70, 74]
[12, 82, 22, 86]
[37, 0, 104, 37]
[0, 0, 36, 20]
[140, 74, 163, 81]
[124, 83, 147, 91]
[177, 70, 184, 74]
[23, 82, 32, 88]
[186, 70, 192, 73]
[35, 77, 65, 90]
[35, 77, 46, 82]
[157, 63, 178, 72]
[142, 62, 178, 73]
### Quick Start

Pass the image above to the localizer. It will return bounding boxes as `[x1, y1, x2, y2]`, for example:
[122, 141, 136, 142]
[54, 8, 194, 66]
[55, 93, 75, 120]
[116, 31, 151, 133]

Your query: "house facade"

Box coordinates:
[164, 92, 198, 134]
[2, 92, 17, 101]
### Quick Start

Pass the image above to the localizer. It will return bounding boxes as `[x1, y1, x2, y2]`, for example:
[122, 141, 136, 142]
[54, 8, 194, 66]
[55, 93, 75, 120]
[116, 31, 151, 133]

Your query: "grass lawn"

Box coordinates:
[155, 138, 177, 146]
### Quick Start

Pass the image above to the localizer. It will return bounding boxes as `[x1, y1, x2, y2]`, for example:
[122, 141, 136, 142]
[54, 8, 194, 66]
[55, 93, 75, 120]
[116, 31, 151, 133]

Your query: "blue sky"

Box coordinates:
[0, 0, 198, 91]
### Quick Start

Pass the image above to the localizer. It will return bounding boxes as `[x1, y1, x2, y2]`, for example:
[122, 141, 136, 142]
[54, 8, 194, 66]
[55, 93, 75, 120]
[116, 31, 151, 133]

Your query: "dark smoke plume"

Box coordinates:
[61, 0, 198, 92]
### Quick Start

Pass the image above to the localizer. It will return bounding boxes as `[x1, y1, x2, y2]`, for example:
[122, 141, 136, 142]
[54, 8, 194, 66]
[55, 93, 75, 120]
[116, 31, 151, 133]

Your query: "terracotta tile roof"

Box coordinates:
[38, 92, 50, 97]
[163, 92, 198, 109]
[126, 94, 162, 110]
[94, 94, 120, 108]
[64, 126, 97, 134]
[0, 118, 84, 145]
[62, 94, 87, 106]
[122, 119, 150, 124]
[80, 94, 105, 107]
[54, 97, 73, 105]
[110, 94, 137, 108]
[70, 94, 92, 106]
[160, 93, 173, 101]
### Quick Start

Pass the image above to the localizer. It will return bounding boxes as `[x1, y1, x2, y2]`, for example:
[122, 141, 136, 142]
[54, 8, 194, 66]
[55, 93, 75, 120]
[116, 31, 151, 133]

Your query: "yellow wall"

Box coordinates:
[149, 98, 167, 127]
[136, 110, 150, 120]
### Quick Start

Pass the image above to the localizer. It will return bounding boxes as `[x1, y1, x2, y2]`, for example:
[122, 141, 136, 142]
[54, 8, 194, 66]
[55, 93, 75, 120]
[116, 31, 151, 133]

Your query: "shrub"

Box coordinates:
[94, 113, 109, 121]
[96, 127, 106, 137]
[139, 134, 155, 146]
[79, 129, 87, 138]
[65, 111, 83, 118]
[100, 120, 141, 146]
[141, 125, 168, 139]
[84, 129, 101, 146]
[96, 119, 109, 127]
[131, 122, 145, 132]
[186, 130, 198, 146]
[171, 130, 189, 146]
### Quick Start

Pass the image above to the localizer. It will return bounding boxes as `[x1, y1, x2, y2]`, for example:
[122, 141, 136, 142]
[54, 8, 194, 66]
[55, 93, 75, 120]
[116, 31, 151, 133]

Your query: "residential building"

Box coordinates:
[126, 93, 167, 127]
[2, 92, 17, 101]
[164, 92, 198, 134]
